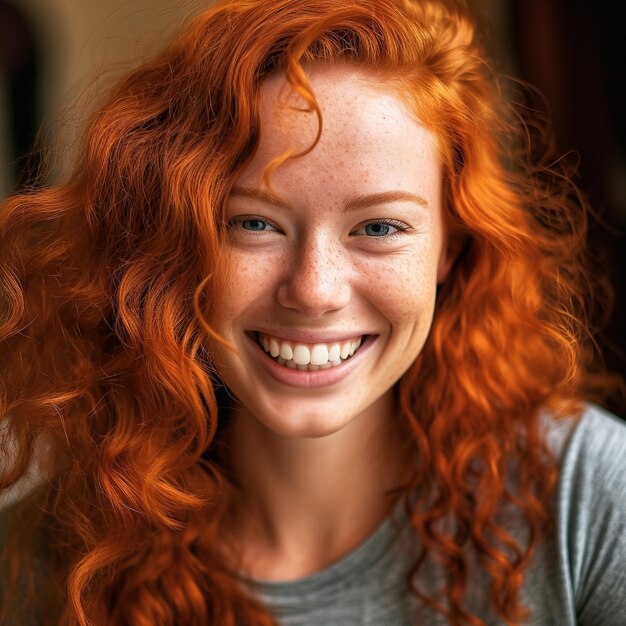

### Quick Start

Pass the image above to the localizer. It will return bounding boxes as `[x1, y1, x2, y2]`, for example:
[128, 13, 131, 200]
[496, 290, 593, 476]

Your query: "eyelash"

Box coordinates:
[228, 216, 410, 240]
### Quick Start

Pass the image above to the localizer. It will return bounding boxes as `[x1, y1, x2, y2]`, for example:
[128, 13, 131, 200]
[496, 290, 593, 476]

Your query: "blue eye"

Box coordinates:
[363, 222, 394, 237]
[353, 219, 409, 239]
[230, 217, 277, 232]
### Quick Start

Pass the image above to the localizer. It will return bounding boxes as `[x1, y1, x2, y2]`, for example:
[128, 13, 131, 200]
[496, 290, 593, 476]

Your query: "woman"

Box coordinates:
[1, 0, 625, 624]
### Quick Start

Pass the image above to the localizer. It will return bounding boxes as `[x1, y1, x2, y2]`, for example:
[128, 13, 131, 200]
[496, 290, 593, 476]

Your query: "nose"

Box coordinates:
[276, 232, 351, 319]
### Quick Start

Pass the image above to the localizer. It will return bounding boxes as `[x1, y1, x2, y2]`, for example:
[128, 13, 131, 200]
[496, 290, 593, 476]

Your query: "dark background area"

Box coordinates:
[484, 0, 626, 415]
[1, 0, 624, 414]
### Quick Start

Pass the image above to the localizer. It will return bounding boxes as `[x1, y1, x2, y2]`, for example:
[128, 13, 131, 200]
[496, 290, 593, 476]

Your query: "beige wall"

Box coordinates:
[17, 0, 204, 109]
[1, 0, 207, 195]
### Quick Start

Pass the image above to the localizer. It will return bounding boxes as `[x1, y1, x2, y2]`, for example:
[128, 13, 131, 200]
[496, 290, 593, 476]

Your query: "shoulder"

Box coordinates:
[541, 402, 626, 534]
[541, 403, 626, 625]
[542, 402, 626, 498]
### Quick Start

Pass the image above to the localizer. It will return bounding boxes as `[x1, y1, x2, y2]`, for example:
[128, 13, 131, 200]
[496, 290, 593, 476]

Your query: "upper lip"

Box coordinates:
[250, 328, 374, 344]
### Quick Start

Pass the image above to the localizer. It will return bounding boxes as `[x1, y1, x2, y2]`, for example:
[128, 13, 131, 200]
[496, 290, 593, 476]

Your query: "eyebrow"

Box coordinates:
[230, 185, 429, 212]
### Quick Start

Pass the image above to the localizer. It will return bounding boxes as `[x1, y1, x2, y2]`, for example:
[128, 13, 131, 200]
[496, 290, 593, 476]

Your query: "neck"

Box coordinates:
[219, 389, 413, 580]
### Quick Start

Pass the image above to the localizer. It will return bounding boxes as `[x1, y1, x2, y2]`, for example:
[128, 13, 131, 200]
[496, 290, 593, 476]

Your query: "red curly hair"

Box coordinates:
[0, 0, 616, 624]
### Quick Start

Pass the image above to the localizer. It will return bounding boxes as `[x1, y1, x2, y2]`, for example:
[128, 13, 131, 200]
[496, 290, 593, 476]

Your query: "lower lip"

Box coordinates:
[245, 333, 378, 388]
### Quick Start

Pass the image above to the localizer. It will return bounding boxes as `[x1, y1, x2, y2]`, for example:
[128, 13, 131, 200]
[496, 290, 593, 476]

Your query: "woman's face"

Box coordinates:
[212, 64, 453, 438]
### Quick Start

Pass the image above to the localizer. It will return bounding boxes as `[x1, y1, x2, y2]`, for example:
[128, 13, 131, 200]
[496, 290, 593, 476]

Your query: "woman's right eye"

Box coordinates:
[229, 217, 278, 232]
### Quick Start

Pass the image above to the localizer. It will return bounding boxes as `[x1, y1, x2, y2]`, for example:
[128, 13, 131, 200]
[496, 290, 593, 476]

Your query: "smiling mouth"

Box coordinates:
[251, 331, 369, 371]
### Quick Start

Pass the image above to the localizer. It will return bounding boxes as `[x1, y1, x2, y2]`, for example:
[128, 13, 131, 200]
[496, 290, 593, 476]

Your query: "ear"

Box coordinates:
[437, 231, 466, 284]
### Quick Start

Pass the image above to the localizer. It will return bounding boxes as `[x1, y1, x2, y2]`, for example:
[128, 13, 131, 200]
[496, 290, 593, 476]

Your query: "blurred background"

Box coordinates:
[1, 0, 624, 413]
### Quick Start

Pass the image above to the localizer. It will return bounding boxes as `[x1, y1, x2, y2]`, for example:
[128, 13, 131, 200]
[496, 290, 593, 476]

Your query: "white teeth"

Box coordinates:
[257, 332, 367, 368]
[349, 338, 362, 357]
[310, 344, 329, 366]
[279, 343, 293, 360]
[270, 337, 280, 358]
[292, 344, 311, 365]
[328, 343, 341, 362]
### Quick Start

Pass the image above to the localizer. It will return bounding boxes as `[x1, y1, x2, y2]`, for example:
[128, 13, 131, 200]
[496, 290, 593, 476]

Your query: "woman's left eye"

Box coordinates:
[351, 219, 410, 239]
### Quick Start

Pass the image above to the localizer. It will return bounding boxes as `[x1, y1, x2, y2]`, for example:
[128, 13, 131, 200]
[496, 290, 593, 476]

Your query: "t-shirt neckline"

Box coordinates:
[239, 495, 409, 597]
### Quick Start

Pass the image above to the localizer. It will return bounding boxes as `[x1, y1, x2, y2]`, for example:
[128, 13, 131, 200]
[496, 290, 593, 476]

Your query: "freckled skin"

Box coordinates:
[212, 64, 453, 439]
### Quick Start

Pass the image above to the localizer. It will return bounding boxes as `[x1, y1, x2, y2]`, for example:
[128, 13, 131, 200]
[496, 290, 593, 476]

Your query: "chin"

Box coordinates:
[254, 407, 354, 439]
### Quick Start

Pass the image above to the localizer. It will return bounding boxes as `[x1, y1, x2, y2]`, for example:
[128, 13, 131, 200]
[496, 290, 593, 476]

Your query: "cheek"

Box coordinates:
[215, 249, 278, 328]
[355, 247, 440, 326]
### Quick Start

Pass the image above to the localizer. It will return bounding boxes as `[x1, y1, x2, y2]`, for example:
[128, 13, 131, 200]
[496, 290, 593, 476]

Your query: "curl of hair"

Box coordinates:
[0, 1, 618, 625]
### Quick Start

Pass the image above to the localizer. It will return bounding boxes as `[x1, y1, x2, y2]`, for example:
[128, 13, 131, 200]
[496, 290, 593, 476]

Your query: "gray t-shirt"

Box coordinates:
[241, 404, 626, 625]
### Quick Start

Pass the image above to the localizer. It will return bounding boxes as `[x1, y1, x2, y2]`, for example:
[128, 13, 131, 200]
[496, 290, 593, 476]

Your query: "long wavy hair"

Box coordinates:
[0, 0, 617, 624]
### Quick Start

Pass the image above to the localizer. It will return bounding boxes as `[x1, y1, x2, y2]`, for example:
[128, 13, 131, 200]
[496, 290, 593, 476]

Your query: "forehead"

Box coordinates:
[257, 64, 436, 153]
[238, 64, 442, 204]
